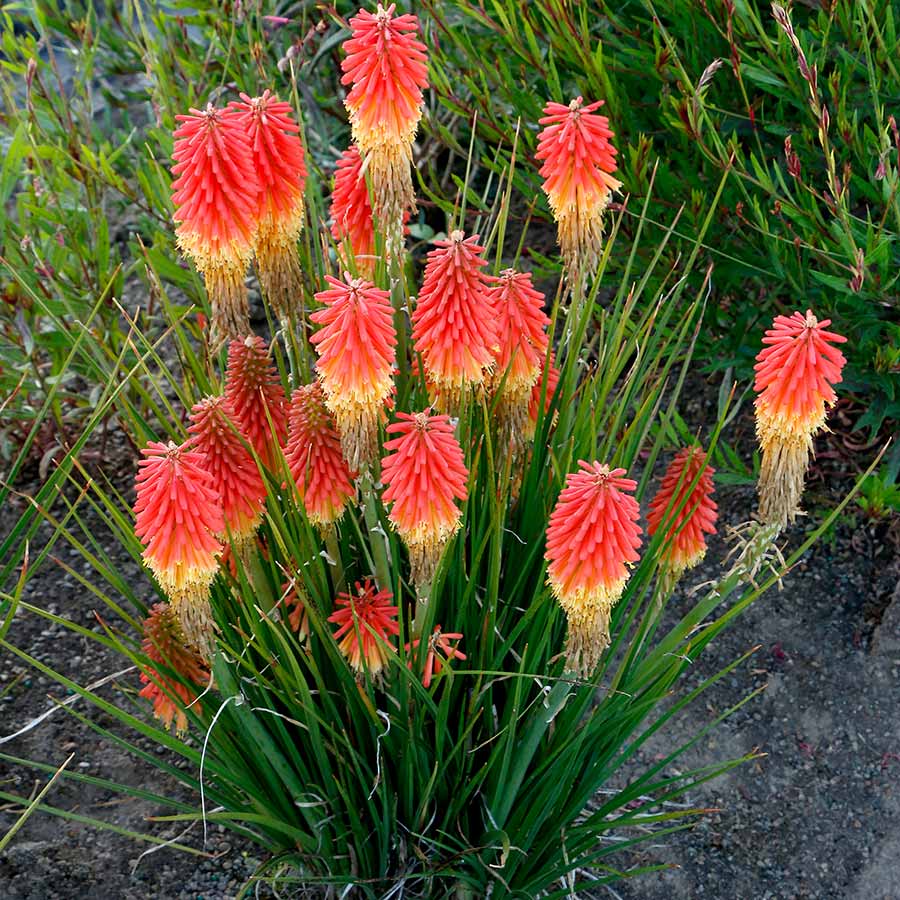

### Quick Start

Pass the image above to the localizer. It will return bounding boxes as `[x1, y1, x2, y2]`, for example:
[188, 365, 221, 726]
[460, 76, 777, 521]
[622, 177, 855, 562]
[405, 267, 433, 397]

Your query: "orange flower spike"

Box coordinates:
[489, 269, 550, 455]
[228, 91, 307, 320]
[310, 273, 397, 469]
[224, 336, 288, 469]
[171, 105, 259, 346]
[753, 310, 847, 527]
[188, 395, 267, 547]
[340, 4, 428, 246]
[411, 231, 498, 404]
[406, 626, 466, 688]
[647, 447, 718, 577]
[545, 462, 642, 676]
[285, 383, 356, 529]
[330, 144, 376, 274]
[133, 441, 225, 657]
[138, 603, 210, 735]
[536, 98, 622, 283]
[381, 412, 469, 587]
[328, 579, 400, 677]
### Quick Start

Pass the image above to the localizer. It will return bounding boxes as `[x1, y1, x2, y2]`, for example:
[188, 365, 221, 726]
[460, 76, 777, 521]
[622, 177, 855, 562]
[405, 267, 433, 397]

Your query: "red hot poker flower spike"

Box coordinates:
[536, 98, 622, 283]
[171, 104, 260, 346]
[488, 269, 550, 458]
[545, 462, 642, 676]
[381, 412, 469, 587]
[224, 336, 288, 469]
[340, 4, 428, 247]
[228, 91, 307, 320]
[753, 310, 847, 527]
[647, 446, 718, 578]
[285, 383, 356, 530]
[310, 273, 397, 469]
[328, 578, 400, 677]
[138, 603, 210, 735]
[411, 231, 498, 404]
[330, 144, 377, 275]
[405, 626, 466, 688]
[133, 441, 224, 657]
[188, 395, 267, 547]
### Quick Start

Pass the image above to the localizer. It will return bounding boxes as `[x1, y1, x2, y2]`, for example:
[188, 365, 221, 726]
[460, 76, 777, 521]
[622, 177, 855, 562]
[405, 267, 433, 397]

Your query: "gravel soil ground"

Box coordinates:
[1, 414, 897, 899]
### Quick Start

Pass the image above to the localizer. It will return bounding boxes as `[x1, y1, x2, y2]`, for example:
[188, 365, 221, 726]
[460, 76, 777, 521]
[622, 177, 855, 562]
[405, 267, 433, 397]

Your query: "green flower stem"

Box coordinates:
[359, 468, 392, 593]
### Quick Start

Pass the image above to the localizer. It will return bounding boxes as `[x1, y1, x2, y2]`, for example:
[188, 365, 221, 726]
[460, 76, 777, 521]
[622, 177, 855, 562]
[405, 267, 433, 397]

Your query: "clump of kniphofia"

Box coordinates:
[411, 231, 497, 406]
[381, 411, 469, 588]
[310, 273, 396, 470]
[171, 104, 259, 348]
[340, 4, 428, 249]
[754, 310, 847, 528]
[229, 91, 307, 321]
[328, 579, 400, 678]
[133, 441, 224, 658]
[647, 446, 718, 582]
[545, 462, 642, 677]
[488, 269, 550, 460]
[536, 97, 621, 285]
[138, 603, 210, 735]
[224, 336, 288, 469]
[188, 395, 267, 548]
[285, 383, 356, 530]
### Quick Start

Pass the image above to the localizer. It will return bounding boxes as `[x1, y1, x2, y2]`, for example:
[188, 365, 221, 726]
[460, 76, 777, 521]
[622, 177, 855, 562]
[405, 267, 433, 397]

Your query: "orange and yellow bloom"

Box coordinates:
[381, 411, 468, 587]
[138, 602, 210, 735]
[310, 273, 397, 469]
[133, 441, 224, 656]
[330, 144, 376, 274]
[171, 105, 259, 346]
[753, 310, 847, 527]
[285, 383, 356, 529]
[188, 395, 267, 547]
[229, 91, 307, 321]
[328, 578, 399, 677]
[647, 446, 718, 578]
[411, 232, 497, 404]
[488, 269, 550, 453]
[224, 336, 288, 469]
[341, 4, 428, 247]
[545, 462, 642, 676]
[536, 98, 621, 283]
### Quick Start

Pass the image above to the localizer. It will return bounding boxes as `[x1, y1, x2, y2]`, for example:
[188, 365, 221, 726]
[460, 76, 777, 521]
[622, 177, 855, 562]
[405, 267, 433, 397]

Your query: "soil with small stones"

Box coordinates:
[1, 395, 898, 900]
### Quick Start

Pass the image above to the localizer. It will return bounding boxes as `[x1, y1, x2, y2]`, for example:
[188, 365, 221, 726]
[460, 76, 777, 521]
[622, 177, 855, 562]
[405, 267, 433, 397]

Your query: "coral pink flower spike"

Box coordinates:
[188, 395, 267, 547]
[753, 309, 847, 527]
[133, 441, 225, 658]
[171, 104, 260, 345]
[138, 602, 210, 735]
[381, 411, 469, 588]
[228, 91, 307, 320]
[647, 446, 718, 578]
[411, 231, 498, 404]
[330, 144, 376, 273]
[536, 97, 622, 282]
[285, 383, 356, 530]
[340, 4, 428, 246]
[545, 462, 642, 676]
[224, 336, 288, 469]
[328, 579, 400, 677]
[310, 272, 397, 469]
